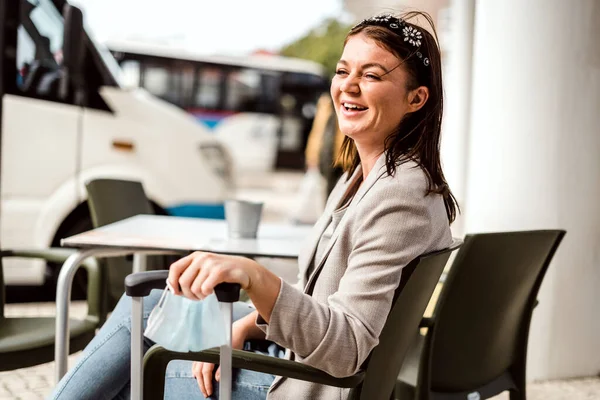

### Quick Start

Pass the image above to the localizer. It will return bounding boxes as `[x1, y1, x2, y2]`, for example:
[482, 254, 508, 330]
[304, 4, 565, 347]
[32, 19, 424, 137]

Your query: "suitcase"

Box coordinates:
[125, 270, 240, 400]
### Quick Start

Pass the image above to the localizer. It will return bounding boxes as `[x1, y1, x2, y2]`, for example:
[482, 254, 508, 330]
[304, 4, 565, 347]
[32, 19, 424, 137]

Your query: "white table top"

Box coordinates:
[61, 214, 313, 259]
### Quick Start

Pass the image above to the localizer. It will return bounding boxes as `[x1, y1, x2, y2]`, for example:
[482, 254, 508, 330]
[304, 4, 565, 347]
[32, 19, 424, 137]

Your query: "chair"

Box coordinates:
[85, 178, 177, 316]
[395, 230, 566, 400]
[126, 241, 462, 400]
[0, 249, 102, 371]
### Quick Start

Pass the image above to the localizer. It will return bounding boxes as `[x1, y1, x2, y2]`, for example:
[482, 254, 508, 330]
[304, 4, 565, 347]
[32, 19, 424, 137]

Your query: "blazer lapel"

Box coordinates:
[304, 153, 388, 293]
[295, 173, 354, 287]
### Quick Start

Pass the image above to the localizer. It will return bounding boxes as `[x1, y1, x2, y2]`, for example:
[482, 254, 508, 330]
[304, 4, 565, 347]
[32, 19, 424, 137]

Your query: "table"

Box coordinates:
[57, 214, 312, 397]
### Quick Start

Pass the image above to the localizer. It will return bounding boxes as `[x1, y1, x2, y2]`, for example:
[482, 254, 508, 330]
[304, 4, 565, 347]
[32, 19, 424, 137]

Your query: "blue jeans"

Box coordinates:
[49, 290, 284, 400]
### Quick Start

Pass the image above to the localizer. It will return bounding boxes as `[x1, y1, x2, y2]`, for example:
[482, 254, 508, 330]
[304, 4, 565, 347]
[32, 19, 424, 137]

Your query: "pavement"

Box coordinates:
[2, 170, 599, 399]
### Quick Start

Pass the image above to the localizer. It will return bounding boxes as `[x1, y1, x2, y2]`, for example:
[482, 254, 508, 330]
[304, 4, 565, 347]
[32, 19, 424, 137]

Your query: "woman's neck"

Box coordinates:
[356, 144, 384, 180]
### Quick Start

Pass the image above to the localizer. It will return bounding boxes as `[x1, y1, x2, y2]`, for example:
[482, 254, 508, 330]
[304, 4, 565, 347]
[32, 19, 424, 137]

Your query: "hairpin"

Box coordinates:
[353, 14, 430, 67]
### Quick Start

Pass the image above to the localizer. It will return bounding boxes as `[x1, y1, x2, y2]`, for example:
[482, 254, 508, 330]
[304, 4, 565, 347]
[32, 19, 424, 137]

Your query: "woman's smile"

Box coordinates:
[340, 101, 369, 117]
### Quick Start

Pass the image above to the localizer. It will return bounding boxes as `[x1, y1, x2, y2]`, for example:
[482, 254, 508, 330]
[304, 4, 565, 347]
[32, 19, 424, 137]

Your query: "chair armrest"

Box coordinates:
[1, 248, 103, 319]
[125, 271, 169, 297]
[144, 345, 365, 390]
[419, 317, 434, 328]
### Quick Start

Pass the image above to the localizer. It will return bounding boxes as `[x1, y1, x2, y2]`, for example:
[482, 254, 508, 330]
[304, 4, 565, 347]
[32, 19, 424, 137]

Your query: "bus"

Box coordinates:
[0, 0, 234, 294]
[107, 41, 330, 171]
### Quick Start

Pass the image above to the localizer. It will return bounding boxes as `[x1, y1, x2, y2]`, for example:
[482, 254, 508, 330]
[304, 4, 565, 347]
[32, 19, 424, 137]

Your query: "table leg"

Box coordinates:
[133, 253, 147, 273]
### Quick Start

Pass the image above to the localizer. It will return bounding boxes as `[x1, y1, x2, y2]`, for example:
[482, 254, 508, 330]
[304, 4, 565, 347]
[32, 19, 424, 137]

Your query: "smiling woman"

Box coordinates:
[332, 12, 458, 223]
[49, 10, 458, 400]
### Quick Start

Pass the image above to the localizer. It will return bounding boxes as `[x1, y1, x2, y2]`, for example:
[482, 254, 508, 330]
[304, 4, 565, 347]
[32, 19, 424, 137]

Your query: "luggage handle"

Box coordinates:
[214, 282, 241, 303]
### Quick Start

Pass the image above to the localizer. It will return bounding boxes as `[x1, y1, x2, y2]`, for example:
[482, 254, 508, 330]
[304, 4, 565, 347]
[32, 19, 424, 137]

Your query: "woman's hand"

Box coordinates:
[192, 320, 248, 397]
[169, 251, 283, 323]
[168, 252, 259, 300]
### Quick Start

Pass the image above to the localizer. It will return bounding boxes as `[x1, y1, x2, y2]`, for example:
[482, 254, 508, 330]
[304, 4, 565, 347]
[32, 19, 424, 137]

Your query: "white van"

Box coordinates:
[0, 0, 233, 289]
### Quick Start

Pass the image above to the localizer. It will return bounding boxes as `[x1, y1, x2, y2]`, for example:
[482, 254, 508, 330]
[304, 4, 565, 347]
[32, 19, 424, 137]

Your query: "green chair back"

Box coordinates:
[398, 230, 565, 400]
[85, 178, 170, 312]
[358, 241, 461, 400]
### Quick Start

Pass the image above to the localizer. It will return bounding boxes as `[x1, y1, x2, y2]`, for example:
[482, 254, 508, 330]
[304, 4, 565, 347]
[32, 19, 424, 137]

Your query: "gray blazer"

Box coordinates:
[257, 153, 453, 399]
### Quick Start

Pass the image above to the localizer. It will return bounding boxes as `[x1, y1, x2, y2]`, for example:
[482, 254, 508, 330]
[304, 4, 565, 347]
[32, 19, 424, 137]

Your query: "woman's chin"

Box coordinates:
[339, 124, 365, 139]
[342, 129, 367, 141]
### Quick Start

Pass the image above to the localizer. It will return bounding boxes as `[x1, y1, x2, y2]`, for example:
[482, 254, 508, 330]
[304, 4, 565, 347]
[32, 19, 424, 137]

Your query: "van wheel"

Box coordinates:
[47, 208, 94, 301]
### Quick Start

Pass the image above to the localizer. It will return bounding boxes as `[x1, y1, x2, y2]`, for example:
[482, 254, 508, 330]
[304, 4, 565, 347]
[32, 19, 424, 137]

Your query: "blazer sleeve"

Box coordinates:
[256, 178, 442, 377]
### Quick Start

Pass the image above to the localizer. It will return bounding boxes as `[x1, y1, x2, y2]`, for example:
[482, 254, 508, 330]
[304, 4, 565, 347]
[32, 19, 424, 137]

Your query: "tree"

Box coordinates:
[280, 18, 353, 78]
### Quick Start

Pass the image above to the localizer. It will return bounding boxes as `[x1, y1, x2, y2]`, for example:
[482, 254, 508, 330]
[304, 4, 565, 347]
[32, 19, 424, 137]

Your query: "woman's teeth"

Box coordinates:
[343, 103, 367, 111]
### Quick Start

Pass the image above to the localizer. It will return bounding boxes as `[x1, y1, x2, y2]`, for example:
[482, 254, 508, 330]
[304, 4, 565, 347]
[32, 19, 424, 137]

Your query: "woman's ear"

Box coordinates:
[407, 86, 429, 113]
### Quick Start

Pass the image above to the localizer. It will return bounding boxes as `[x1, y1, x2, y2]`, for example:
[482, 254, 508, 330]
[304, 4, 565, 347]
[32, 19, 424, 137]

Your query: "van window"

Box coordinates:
[16, 0, 64, 99]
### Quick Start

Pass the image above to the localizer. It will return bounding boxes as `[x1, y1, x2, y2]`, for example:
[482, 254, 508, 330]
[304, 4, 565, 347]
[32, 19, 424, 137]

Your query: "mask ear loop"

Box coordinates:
[157, 279, 173, 308]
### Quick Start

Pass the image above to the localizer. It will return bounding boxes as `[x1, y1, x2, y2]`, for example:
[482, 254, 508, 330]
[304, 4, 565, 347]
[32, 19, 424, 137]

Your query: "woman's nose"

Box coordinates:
[340, 75, 360, 94]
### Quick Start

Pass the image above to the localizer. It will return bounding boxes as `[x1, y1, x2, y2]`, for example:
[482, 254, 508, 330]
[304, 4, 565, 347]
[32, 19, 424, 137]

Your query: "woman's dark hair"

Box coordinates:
[337, 11, 459, 223]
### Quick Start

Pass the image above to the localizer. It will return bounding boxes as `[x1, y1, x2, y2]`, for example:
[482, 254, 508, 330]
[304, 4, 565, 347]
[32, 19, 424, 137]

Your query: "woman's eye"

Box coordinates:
[335, 69, 348, 76]
[364, 73, 380, 80]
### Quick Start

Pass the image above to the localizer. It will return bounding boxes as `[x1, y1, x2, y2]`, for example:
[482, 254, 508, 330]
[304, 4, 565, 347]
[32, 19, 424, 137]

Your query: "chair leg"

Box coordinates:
[394, 381, 416, 400]
[509, 387, 526, 400]
[509, 361, 527, 400]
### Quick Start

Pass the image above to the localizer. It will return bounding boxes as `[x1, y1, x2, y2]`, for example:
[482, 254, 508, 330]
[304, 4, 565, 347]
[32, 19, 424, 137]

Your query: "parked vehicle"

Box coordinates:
[0, 0, 233, 292]
[108, 41, 330, 171]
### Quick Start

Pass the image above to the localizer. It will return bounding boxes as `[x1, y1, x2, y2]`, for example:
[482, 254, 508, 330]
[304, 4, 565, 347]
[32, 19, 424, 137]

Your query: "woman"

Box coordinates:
[50, 10, 458, 400]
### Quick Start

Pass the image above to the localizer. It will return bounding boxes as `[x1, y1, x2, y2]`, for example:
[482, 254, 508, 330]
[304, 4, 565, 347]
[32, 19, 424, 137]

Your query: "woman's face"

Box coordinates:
[331, 33, 413, 150]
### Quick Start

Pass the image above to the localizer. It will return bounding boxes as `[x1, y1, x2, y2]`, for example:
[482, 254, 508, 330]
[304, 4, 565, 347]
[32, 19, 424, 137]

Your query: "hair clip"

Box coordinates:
[402, 26, 422, 47]
[353, 14, 430, 67]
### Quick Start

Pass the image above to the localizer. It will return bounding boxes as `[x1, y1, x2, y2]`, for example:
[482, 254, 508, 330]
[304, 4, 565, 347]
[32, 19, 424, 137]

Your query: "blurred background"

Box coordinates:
[0, 0, 598, 398]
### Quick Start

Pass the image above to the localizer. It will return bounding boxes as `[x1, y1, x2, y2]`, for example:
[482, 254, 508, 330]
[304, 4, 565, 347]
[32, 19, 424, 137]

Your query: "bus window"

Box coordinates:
[258, 72, 280, 114]
[179, 63, 195, 107]
[226, 69, 261, 112]
[281, 71, 327, 121]
[141, 62, 194, 108]
[141, 65, 169, 99]
[121, 60, 140, 88]
[195, 67, 224, 110]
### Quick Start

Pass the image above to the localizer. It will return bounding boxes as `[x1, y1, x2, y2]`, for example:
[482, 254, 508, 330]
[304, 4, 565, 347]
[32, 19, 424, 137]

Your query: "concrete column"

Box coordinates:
[466, 0, 600, 380]
[439, 0, 476, 237]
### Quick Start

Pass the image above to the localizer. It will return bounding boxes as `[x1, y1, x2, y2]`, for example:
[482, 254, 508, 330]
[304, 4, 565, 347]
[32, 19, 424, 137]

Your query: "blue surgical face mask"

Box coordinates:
[144, 282, 228, 352]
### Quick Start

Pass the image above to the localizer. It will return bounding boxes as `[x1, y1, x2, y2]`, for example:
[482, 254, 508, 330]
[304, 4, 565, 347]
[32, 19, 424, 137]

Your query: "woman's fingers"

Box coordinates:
[191, 261, 212, 299]
[178, 261, 202, 300]
[168, 253, 195, 295]
[192, 361, 216, 397]
[192, 362, 206, 397]
[202, 362, 215, 397]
